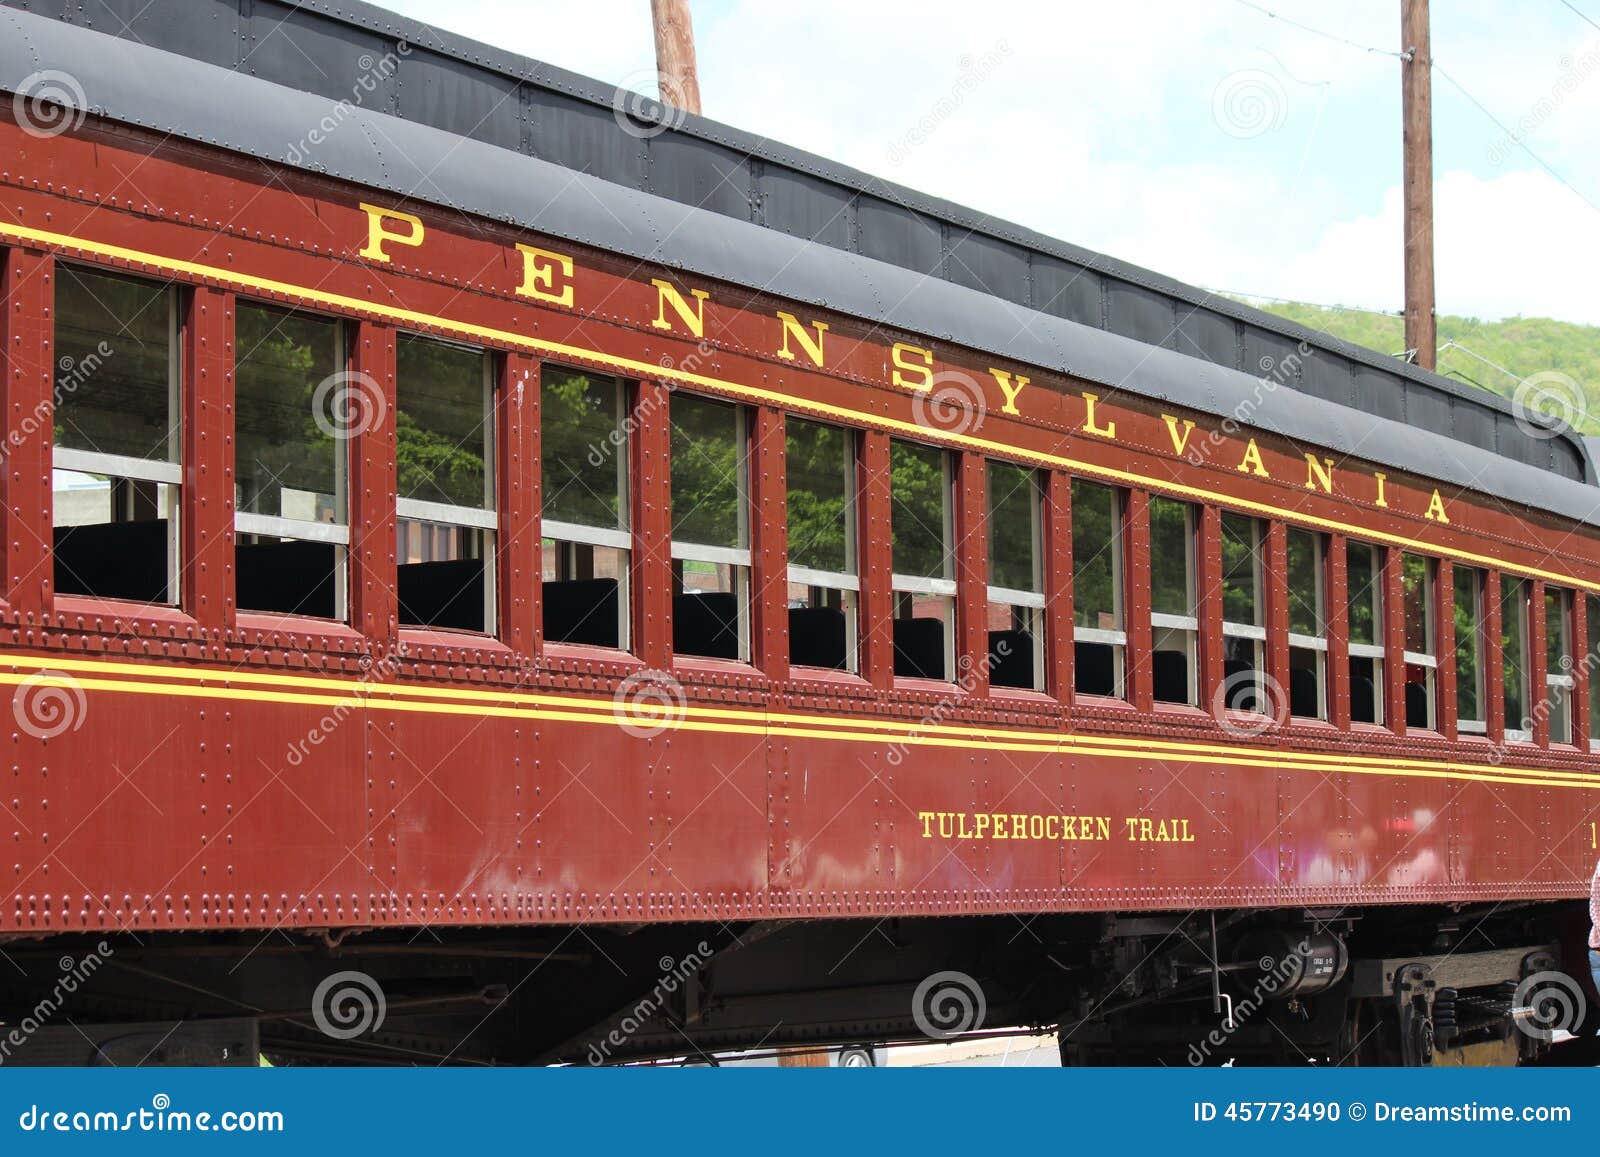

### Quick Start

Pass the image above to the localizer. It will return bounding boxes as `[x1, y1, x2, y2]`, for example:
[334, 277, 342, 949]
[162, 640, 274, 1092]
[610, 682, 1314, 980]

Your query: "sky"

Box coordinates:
[377, 0, 1600, 325]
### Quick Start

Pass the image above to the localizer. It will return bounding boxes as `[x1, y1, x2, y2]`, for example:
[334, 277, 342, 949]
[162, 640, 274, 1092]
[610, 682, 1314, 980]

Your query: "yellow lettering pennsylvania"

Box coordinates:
[514, 244, 575, 307]
[1082, 393, 1116, 439]
[1162, 415, 1196, 455]
[651, 279, 709, 338]
[1304, 454, 1334, 493]
[1236, 438, 1269, 477]
[1425, 489, 1450, 523]
[891, 343, 933, 392]
[989, 369, 1029, 415]
[358, 203, 424, 263]
[776, 311, 828, 366]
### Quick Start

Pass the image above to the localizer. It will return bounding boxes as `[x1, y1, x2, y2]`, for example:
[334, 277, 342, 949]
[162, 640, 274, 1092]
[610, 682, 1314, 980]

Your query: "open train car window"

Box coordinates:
[786, 418, 858, 672]
[234, 304, 347, 620]
[1545, 586, 1573, 744]
[395, 334, 495, 634]
[670, 394, 751, 662]
[890, 441, 956, 681]
[986, 462, 1045, 692]
[1346, 540, 1386, 725]
[1071, 479, 1124, 699]
[52, 266, 181, 606]
[1286, 528, 1328, 720]
[1454, 566, 1487, 734]
[1220, 512, 1266, 714]
[1148, 496, 1197, 705]
[1501, 575, 1531, 742]
[541, 368, 630, 650]
[1401, 553, 1438, 731]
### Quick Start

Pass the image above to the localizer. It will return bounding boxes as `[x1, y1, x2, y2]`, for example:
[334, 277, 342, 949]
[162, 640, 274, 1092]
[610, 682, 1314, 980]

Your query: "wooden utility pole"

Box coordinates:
[650, 0, 703, 115]
[1401, 0, 1435, 370]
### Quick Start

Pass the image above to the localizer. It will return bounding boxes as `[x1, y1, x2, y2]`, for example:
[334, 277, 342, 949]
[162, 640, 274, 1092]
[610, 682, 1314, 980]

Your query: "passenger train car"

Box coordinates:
[0, 0, 1595, 1065]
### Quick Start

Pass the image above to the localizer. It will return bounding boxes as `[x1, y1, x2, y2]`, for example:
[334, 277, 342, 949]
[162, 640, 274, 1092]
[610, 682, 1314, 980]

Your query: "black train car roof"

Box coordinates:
[1, 1, 1597, 528]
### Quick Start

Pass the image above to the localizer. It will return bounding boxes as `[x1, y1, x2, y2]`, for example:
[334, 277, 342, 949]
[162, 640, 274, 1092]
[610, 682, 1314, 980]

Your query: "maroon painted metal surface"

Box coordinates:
[0, 108, 1595, 938]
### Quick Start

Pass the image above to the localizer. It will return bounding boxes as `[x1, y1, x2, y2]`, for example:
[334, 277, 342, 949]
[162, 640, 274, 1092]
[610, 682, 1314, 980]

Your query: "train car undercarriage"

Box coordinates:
[0, 903, 1589, 1067]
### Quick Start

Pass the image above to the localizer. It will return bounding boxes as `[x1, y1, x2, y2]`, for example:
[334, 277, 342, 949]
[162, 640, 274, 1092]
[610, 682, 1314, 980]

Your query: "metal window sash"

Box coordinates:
[1348, 641, 1386, 659]
[1548, 673, 1576, 690]
[989, 585, 1046, 610]
[1403, 650, 1437, 669]
[543, 519, 631, 552]
[1287, 632, 1328, 652]
[235, 512, 351, 546]
[1458, 718, 1488, 734]
[1074, 626, 1126, 647]
[54, 447, 182, 486]
[396, 496, 497, 531]
[672, 541, 752, 568]
[1221, 621, 1266, 641]
[787, 564, 860, 592]
[891, 573, 957, 598]
[1151, 611, 1198, 631]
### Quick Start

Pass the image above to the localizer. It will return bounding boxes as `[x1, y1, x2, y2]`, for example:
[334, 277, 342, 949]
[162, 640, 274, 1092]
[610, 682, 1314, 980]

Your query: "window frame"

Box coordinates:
[1501, 574, 1532, 744]
[394, 334, 498, 636]
[1148, 496, 1198, 707]
[785, 417, 861, 673]
[51, 266, 184, 607]
[1454, 565, 1488, 735]
[670, 394, 753, 664]
[1346, 540, 1386, 727]
[985, 460, 1047, 693]
[890, 441, 957, 682]
[1070, 478, 1126, 701]
[1400, 553, 1438, 732]
[1220, 511, 1267, 716]
[1545, 585, 1574, 745]
[1286, 527, 1328, 721]
[540, 371, 632, 653]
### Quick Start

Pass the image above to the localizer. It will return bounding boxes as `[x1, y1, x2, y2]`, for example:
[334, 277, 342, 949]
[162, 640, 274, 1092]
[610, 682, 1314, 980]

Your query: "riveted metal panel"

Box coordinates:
[945, 231, 1028, 303]
[525, 86, 646, 187]
[397, 46, 520, 149]
[246, 1, 393, 106]
[1296, 346, 1349, 403]
[1407, 381, 1452, 441]
[1107, 282, 1176, 349]
[1173, 308, 1239, 369]
[1029, 256, 1104, 329]
[755, 166, 853, 249]
[646, 133, 755, 222]
[1352, 363, 1405, 423]
[856, 195, 941, 275]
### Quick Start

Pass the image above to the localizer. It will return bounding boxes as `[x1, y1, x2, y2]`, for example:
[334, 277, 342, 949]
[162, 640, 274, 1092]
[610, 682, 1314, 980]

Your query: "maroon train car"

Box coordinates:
[0, 2, 1594, 1065]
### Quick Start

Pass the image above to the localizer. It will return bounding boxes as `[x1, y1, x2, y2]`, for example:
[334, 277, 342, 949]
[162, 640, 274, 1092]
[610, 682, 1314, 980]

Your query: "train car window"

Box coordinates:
[1401, 554, 1438, 730]
[1220, 512, 1265, 714]
[395, 334, 494, 634]
[1501, 575, 1531, 741]
[1148, 497, 1197, 705]
[1286, 528, 1328, 720]
[234, 303, 347, 619]
[986, 462, 1045, 691]
[1071, 479, 1124, 699]
[1588, 594, 1600, 752]
[1346, 540, 1386, 725]
[786, 418, 858, 671]
[1454, 566, 1487, 734]
[1545, 587, 1574, 744]
[52, 266, 181, 606]
[890, 440, 956, 680]
[670, 394, 751, 662]
[541, 368, 630, 650]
